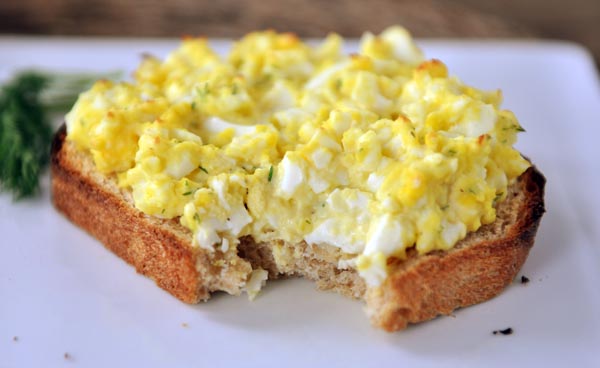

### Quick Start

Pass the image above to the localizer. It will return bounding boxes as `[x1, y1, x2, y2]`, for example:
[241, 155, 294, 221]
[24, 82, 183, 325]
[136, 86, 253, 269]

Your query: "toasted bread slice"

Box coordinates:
[51, 125, 545, 331]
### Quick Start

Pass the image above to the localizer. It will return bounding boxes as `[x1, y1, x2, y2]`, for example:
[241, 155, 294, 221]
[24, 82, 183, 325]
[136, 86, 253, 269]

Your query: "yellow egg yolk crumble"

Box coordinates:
[66, 27, 530, 286]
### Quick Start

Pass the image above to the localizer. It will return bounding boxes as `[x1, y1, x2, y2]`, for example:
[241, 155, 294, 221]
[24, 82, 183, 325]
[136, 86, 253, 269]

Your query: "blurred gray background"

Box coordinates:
[1, 0, 598, 64]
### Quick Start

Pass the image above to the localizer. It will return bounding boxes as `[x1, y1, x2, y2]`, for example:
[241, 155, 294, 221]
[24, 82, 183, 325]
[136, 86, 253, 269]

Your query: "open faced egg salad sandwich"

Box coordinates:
[51, 26, 545, 331]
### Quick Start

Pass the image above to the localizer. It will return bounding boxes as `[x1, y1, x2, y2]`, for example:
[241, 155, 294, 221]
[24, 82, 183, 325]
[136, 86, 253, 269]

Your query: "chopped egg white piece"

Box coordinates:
[277, 154, 304, 199]
[244, 269, 269, 300]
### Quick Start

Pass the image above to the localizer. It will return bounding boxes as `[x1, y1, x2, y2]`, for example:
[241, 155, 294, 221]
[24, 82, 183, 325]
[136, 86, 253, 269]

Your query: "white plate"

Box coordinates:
[1, 37, 599, 368]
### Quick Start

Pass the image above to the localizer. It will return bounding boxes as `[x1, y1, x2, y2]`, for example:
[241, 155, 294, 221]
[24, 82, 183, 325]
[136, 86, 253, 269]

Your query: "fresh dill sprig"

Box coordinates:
[0, 70, 119, 199]
[0, 72, 52, 199]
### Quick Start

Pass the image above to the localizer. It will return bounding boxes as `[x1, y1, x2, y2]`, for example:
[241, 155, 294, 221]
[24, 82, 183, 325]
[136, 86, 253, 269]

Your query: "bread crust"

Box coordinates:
[367, 167, 545, 331]
[52, 126, 207, 302]
[51, 125, 545, 331]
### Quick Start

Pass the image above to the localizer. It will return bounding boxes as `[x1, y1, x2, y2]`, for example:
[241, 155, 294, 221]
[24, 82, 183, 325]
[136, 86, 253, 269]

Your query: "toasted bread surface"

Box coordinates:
[367, 167, 545, 330]
[51, 125, 545, 330]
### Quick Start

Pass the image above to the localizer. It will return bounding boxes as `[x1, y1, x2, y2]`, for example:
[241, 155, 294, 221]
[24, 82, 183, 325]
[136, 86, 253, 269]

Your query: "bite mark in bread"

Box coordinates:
[51, 125, 545, 331]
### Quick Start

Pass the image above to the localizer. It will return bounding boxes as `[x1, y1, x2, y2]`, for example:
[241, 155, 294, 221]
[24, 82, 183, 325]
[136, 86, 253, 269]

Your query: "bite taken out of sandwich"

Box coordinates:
[51, 26, 545, 331]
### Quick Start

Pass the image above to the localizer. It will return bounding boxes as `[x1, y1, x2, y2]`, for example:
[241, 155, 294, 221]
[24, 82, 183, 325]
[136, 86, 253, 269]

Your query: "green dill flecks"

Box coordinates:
[493, 191, 504, 205]
[231, 84, 238, 95]
[257, 74, 272, 87]
[467, 187, 477, 195]
[447, 149, 457, 156]
[197, 83, 210, 98]
[191, 101, 196, 110]
[410, 130, 416, 138]
[161, 208, 166, 214]
[268, 165, 274, 182]
[305, 219, 311, 225]
[440, 204, 449, 211]
[183, 191, 193, 196]
[334, 79, 342, 90]
[199, 166, 208, 174]
[193, 213, 200, 223]
[503, 124, 526, 133]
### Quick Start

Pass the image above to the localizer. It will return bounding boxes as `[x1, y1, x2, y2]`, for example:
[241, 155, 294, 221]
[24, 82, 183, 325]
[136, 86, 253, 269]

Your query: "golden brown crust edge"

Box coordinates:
[367, 166, 546, 331]
[51, 126, 208, 303]
[51, 125, 546, 331]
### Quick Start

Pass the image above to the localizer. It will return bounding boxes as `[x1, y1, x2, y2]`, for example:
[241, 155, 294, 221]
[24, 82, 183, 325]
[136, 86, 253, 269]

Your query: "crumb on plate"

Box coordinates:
[493, 327, 513, 335]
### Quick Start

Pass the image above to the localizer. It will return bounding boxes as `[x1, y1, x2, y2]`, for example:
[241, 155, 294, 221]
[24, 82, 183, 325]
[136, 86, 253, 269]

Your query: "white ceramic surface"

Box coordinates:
[1, 37, 599, 368]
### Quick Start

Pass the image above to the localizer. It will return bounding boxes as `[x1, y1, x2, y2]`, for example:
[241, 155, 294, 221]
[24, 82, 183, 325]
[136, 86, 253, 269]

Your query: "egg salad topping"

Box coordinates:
[65, 27, 530, 286]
